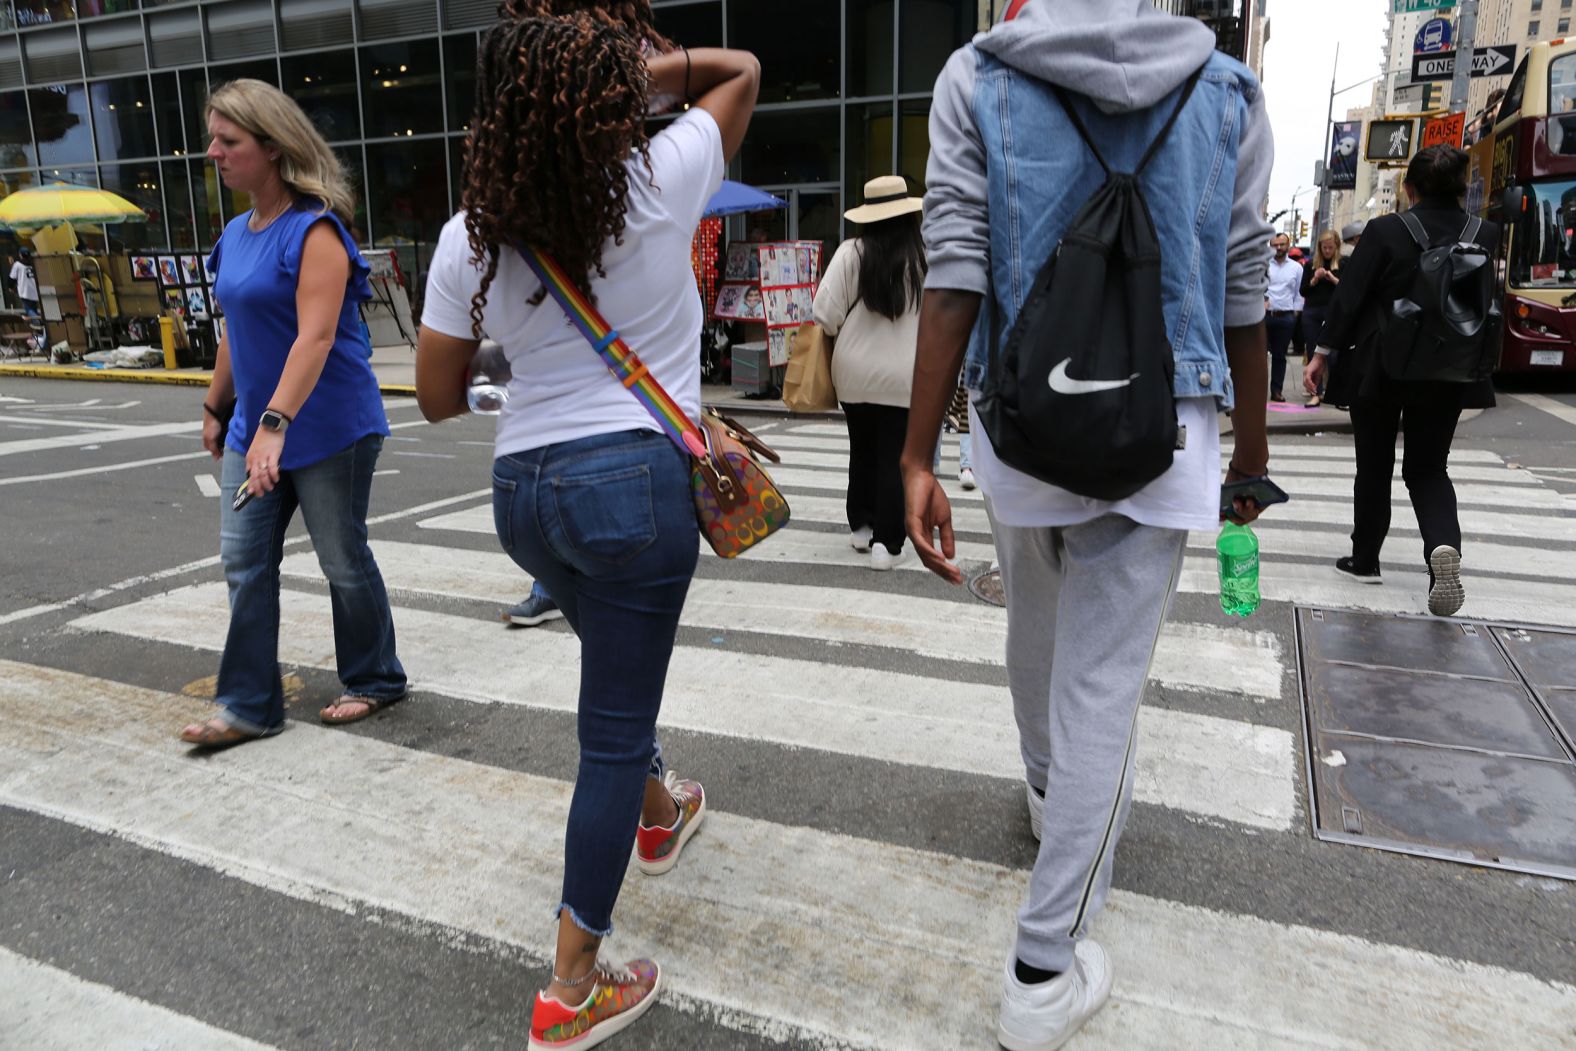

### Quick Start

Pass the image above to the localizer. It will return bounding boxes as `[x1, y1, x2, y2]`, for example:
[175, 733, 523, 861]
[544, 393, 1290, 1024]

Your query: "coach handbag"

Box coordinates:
[517, 244, 790, 558]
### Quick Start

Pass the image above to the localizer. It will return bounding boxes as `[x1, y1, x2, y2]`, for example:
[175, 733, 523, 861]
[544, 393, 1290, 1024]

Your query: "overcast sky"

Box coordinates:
[1261, 0, 1392, 230]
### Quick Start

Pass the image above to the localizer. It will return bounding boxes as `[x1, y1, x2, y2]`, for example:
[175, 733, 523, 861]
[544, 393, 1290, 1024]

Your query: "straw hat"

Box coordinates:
[843, 175, 923, 224]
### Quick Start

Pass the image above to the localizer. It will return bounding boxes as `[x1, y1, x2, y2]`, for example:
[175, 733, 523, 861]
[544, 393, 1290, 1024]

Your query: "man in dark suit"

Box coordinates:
[1304, 144, 1497, 617]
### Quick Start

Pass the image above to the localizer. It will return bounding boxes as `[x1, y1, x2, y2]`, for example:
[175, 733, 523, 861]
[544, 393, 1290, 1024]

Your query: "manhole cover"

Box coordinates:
[1296, 608, 1576, 879]
[969, 567, 1004, 607]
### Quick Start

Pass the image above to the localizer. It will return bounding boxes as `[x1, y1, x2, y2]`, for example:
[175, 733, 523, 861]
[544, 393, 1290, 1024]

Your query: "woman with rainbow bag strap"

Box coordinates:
[413, 15, 760, 1050]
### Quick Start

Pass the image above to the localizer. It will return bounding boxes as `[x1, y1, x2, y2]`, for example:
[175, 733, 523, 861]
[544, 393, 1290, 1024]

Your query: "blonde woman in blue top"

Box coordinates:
[182, 79, 405, 748]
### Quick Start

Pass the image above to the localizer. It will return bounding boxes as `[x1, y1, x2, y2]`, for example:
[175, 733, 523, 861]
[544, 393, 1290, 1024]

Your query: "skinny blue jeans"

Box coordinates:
[491, 428, 698, 936]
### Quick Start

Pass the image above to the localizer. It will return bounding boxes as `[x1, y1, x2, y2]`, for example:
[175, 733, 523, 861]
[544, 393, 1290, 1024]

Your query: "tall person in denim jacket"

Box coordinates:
[184, 80, 406, 749]
[415, 17, 758, 1049]
[900, 2, 1274, 1047]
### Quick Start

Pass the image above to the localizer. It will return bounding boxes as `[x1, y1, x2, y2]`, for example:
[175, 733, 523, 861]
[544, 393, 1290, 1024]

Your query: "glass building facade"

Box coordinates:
[0, 0, 996, 312]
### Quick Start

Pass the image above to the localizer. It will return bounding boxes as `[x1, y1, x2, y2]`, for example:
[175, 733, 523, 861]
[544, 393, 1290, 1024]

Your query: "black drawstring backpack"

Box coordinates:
[975, 72, 1200, 500]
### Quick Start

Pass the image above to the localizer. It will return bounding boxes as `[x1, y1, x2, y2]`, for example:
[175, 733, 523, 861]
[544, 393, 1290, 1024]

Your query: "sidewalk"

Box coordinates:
[0, 343, 1375, 434]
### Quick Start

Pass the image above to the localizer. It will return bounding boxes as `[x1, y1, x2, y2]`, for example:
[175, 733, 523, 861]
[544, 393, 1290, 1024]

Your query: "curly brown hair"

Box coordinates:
[463, 15, 652, 335]
[496, 0, 673, 50]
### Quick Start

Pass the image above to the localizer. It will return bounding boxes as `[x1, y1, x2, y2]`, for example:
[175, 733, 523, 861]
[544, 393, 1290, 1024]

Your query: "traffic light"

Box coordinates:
[1424, 82, 1446, 112]
[1299, 219, 1310, 241]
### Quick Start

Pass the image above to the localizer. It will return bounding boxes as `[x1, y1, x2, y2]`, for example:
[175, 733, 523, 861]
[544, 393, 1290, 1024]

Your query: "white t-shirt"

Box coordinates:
[812, 239, 920, 408]
[422, 109, 724, 457]
[969, 394, 1221, 532]
[10, 260, 36, 302]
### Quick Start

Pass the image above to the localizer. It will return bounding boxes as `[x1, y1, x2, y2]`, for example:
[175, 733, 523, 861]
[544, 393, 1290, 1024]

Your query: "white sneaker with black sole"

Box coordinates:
[997, 940, 1114, 1051]
[1428, 545, 1464, 617]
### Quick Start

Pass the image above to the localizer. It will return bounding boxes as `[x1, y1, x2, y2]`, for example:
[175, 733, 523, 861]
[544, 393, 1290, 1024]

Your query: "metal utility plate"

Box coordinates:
[1295, 608, 1576, 880]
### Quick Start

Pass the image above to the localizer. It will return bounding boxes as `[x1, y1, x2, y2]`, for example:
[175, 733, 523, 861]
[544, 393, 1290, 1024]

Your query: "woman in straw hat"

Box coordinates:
[812, 175, 927, 570]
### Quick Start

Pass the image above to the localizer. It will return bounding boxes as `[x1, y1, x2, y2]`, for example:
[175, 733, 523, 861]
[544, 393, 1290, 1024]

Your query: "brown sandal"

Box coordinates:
[319, 693, 403, 725]
[178, 717, 282, 750]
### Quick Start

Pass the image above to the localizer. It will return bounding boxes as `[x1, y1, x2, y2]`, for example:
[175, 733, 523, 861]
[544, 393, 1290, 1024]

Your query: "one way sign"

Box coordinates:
[1411, 45, 1518, 82]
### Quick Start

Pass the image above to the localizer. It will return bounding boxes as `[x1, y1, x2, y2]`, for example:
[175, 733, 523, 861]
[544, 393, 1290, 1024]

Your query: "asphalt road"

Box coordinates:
[3, 375, 1576, 1050]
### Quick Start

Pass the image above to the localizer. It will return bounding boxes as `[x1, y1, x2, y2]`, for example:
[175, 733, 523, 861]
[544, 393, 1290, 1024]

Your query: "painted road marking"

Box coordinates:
[1508, 391, 1576, 429]
[195, 473, 220, 498]
[0, 420, 201, 457]
[0, 450, 212, 487]
[2, 661, 1570, 1051]
[72, 585, 1295, 830]
[1, 946, 281, 1051]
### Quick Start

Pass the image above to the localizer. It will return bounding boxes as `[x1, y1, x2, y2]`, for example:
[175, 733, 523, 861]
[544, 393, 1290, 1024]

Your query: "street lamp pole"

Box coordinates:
[1316, 43, 1341, 240]
[1449, 0, 1479, 112]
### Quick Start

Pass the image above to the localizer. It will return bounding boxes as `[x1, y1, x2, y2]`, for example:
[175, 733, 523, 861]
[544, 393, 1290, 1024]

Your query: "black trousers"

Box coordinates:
[841, 401, 908, 555]
[1265, 313, 1297, 398]
[1349, 398, 1463, 568]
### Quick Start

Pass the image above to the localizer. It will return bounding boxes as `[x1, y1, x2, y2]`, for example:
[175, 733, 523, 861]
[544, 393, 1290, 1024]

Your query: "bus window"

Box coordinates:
[1552, 54, 1576, 113]
[1503, 56, 1530, 119]
[1510, 180, 1576, 288]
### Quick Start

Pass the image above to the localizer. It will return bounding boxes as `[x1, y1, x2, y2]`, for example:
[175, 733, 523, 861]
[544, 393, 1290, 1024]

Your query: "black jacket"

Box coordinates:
[1316, 197, 1498, 410]
[1299, 257, 1341, 309]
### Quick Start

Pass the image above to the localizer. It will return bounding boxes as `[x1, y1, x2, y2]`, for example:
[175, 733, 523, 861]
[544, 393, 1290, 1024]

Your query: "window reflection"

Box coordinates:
[91, 76, 158, 162]
[740, 107, 839, 185]
[98, 162, 162, 251]
[652, 1, 722, 48]
[163, 158, 194, 248]
[846, 0, 894, 97]
[845, 101, 894, 202]
[336, 145, 368, 243]
[178, 68, 208, 158]
[32, 84, 95, 167]
[189, 156, 224, 247]
[0, 91, 35, 169]
[365, 138, 446, 303]
[152, 72, 183, 156]
[898, 98, 929, 187]
[729, 0, 839, 103]
[283, 50, 360, 141]
[13, 0, 76, 27]
[209, 59, 280, 91]
[899, 0, 970, 93]
[442, 33, 476, 134]
[361, 40, 444, 138]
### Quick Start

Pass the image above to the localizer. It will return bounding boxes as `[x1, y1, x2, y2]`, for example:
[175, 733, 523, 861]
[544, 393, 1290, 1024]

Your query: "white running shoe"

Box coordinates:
[870, 546, 908, 571]
[1025, 783, 1044, 843]
[850, 526, 874, 553]
[1428, 545, 1464, 617]
[997, 941, 1114, 1051]
[960, 467, 977, 490]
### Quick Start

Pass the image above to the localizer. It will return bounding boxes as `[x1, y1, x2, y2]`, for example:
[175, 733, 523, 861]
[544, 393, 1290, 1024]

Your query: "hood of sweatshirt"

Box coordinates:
[974, 0, 1220, 113]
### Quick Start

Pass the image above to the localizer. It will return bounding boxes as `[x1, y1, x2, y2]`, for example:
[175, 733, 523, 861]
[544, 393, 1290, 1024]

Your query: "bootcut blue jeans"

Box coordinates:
[215, 434, 406, 733]
[491, 428, 698, 936]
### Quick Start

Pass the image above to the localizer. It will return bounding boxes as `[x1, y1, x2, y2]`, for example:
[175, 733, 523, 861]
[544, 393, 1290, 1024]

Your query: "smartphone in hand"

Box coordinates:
[1220, 476, 1289, 519]
[232, 479, 256, 512]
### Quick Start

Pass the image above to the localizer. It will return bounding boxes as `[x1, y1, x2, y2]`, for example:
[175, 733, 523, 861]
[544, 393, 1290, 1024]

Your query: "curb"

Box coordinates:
[0, 363, 422, 396]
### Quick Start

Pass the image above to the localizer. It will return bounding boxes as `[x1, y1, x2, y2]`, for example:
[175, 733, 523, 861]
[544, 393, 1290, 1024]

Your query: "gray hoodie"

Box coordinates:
[922, 0, 1273, 328]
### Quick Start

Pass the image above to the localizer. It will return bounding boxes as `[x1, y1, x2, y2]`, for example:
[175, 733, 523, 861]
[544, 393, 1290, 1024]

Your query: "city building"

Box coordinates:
[0, 0, 1251, 312]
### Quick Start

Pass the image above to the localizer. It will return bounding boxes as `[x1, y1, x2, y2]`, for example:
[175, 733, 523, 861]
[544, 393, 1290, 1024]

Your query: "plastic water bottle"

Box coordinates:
[467, 374, 509, 416]
[1217, 522, 1260, 617]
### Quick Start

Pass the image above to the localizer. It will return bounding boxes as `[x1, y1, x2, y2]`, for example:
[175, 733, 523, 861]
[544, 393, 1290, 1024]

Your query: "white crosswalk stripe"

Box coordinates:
[6, 422, 1574, 1047]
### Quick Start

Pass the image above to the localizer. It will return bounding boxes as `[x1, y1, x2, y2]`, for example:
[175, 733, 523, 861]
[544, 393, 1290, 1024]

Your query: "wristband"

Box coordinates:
[202, 401, 227, 421]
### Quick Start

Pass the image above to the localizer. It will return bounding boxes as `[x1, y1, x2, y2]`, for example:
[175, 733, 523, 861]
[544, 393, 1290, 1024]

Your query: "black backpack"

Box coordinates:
[1380, 211, 1502, 383]
[975, 74, 1199, 501]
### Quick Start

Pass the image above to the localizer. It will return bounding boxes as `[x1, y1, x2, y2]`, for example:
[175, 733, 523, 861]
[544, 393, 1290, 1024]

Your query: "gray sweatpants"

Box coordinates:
[991, 509, 1187, 972]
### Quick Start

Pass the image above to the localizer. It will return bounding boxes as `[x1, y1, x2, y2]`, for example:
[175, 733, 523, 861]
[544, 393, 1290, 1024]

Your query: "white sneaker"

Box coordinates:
[997, 941, 1114, 1051]
[870, 546, 908, 571]
[1025, 783, 1044, 843]
[850, 526, 873, 553]
[959, 467, 977, 490]
[1428, 545, 1464, 617]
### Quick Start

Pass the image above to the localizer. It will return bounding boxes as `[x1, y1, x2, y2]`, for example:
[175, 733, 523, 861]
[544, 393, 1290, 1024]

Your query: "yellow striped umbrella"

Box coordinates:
[0, 182, 146, 228]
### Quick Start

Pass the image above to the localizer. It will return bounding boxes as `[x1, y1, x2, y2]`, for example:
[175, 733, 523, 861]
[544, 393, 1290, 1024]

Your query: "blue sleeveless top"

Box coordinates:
[209, 200, 388, 470]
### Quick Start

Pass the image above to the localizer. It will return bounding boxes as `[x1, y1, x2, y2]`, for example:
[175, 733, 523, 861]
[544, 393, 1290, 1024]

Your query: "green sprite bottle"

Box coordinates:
[1217, 522, 1260, 617]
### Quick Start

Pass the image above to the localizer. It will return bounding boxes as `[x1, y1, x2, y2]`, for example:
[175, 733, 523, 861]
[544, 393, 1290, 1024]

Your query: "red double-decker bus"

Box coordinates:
[1473, 39, 1576, 373]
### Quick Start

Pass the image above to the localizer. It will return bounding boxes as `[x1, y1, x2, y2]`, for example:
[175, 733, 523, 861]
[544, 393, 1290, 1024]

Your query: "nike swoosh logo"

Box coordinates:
[1048, 359, 1137, 395]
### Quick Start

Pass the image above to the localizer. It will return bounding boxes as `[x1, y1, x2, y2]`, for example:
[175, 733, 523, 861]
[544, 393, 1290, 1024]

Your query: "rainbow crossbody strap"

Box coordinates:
[516, 243, 709, 462]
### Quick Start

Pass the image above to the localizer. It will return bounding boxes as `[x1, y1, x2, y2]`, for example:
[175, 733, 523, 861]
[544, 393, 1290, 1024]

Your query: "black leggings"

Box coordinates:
[1349, 398, 1463, 567]
[841, 402, 909, 555]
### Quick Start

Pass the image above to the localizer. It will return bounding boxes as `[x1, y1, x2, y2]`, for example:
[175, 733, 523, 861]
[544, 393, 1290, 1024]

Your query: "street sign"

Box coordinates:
[1366, 118, 1418, 163]
[1393, 82, 1429, 104]
[1415, 17, 1453, 54]
[1393, 0, 1454, 11]
[1421, 111, 1467, 149]
[1410, 45, 1517, 82]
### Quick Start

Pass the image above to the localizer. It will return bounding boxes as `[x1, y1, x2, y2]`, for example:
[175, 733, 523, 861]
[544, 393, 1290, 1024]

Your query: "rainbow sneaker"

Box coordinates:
[635, 771, 706, 876]
[528, 958, 661, 1050]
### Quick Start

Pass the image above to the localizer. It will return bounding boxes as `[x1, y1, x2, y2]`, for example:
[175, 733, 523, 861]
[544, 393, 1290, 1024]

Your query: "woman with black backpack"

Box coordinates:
[1304, 144, 1497, 617]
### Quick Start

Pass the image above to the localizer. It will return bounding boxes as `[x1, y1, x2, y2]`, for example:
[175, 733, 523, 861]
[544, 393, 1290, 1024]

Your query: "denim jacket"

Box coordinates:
[923, 43, 1273, 412]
